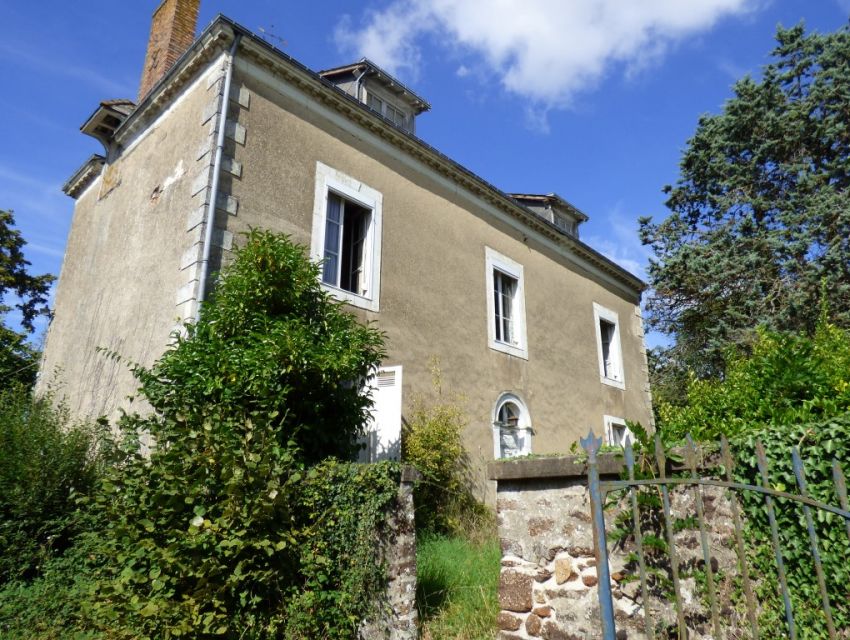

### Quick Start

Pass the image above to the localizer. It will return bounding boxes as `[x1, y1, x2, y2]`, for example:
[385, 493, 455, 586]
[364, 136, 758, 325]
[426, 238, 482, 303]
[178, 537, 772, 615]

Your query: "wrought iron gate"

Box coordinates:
[580, 430, 850, 639]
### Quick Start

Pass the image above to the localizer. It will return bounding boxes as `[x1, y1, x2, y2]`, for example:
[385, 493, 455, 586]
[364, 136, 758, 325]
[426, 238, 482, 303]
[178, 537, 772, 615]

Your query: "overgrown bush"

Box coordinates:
[0, 522, 105, 639]
[123, 229, 386, 464]
[733, 415, 850, 637]
[282, 459, 401, 639]
[402, 375, 487, 534]
[649, 318, 850, 635]
[84, 231, 391, 639]
[0, 385, 108, 585]
[658, 321, 850, 442]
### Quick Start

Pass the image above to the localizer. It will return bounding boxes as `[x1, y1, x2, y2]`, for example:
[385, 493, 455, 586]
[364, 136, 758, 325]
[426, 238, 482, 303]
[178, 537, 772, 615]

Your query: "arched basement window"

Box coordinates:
[492, 393, 532, 459]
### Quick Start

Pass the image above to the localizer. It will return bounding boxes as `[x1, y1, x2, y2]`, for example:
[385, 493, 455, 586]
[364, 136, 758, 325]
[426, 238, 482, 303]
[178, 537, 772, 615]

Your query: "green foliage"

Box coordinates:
[402, 378, 487, 535]
[732, 415, 850, 637]
[640, 24, 850, 377]
[82, 231, 393, 639]
[0, 526, 106, 639]
[417, 532, 500, 640]
[128, 229, 386, 464]
[1, 461, 402, 640]
[281, 460, 401, 639]
[0, 209, 54, 388]
[658, 323, 850, 442]
[0, 326, 41, 389]
[0, 386, 109, 585]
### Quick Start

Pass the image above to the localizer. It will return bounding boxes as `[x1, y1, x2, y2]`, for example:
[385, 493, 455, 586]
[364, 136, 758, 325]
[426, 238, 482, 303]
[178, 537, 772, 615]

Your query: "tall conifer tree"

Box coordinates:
[641, 24, 850, 377]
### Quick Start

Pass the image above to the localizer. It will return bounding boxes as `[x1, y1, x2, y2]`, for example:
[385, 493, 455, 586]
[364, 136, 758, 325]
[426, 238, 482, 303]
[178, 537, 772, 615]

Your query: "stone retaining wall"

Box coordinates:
[359, 466, 419, 640]
[489, 456, 745, 639]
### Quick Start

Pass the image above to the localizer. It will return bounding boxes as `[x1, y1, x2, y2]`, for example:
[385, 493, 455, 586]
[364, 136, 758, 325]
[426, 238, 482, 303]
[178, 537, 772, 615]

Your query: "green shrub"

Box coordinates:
[0, 386, 108, 584]
[86, 232, 391, 639]
[0, 525, 106, 639]
[126, 229, 386, 464]
[402, 381, 487, 535]
[282, 459, 401, 639]
[658, 322, 850, 442]
[732, 415, 850, 637]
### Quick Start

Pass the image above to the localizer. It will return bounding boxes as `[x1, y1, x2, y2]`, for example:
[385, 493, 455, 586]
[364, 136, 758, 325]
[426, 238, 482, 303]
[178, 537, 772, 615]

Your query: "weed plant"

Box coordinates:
[416, 519, 500, 640]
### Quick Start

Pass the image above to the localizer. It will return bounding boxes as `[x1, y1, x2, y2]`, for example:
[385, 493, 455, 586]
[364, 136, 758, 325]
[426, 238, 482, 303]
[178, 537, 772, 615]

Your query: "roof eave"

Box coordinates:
[107, 15, 644, 295]
[63, 154, 105, 198]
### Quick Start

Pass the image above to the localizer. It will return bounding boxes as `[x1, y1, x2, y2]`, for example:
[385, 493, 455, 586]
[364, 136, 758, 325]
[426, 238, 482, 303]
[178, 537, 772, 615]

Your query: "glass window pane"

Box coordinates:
[493, 275, 503, 341]
[368, 94, 383, 113]
[493, 270, 518, 345]
[323, 194, 342, 285]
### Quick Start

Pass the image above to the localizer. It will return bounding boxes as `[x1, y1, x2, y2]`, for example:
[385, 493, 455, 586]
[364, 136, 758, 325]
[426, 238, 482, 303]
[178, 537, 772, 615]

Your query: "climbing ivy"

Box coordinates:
[732, 415, 850, 638]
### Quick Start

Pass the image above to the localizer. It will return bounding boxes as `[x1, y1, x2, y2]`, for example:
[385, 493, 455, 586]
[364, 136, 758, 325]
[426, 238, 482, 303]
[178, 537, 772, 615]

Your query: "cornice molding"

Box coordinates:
[63, 155, 105, 199]
[102, 17, 645, 296]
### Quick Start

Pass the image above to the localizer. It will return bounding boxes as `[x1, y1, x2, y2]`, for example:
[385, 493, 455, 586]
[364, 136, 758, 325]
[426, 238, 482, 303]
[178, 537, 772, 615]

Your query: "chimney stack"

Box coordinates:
[138, 0, 201, 101]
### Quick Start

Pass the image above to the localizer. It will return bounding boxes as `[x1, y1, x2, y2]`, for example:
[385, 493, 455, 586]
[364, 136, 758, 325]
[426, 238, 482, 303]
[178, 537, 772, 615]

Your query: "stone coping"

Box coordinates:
[487, 454, 625, 481]
[487, 449, 705, 482]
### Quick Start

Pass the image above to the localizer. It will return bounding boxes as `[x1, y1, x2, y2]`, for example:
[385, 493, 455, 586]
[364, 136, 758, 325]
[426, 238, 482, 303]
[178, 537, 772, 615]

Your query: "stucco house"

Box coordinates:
[40, 0, 653, 494]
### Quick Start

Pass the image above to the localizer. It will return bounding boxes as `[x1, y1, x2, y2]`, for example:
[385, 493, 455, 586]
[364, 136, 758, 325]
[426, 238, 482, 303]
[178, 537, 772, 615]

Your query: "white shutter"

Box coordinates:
[360, 366, 403, 462]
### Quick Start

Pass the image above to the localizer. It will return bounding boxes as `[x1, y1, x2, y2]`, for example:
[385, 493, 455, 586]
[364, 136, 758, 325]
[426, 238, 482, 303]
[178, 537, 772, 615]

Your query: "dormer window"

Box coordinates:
[367, 94, 383, 112]
[552, 212, 576, 236]
[509, 193, 589, 239]
[385, 103, 407, 128]
[319, 58, 430, 135]
[367, 93, 409, 130]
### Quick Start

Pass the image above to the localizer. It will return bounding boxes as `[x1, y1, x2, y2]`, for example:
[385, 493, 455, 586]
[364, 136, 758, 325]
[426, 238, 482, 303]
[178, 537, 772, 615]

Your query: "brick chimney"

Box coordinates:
[138, 0, 201, 101]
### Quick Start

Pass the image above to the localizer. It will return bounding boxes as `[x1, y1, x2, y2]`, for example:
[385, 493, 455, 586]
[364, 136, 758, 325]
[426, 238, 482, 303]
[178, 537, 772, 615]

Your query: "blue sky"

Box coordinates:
[1, 0, 848, 345]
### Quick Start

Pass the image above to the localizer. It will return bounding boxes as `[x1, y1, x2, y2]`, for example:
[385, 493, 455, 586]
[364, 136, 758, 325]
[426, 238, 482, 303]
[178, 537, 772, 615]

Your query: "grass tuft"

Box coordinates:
[416, 530, 500, 640]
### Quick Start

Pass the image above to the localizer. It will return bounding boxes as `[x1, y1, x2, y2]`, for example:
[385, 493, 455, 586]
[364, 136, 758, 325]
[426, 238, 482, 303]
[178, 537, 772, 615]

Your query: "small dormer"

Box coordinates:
[319, 58, 430, 134]
[81, 99, 136, 152]
[510, 193, 589, 239]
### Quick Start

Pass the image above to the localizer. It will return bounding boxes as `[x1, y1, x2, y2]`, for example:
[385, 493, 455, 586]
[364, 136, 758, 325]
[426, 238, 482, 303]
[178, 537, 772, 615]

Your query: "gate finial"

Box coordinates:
[580, 429, 602, 463]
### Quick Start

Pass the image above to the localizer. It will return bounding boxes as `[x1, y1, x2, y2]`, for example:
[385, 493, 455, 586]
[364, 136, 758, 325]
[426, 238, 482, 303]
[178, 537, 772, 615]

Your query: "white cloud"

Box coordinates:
[336, 0, 759, 108]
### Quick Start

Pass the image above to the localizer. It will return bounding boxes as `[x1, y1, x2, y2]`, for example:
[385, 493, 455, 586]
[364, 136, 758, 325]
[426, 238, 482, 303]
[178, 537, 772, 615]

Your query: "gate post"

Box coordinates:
[580, 430, 617, 640]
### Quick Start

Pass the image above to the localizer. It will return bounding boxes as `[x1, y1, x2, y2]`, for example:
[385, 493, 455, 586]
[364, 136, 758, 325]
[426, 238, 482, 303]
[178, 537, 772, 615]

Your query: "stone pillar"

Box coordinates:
[359, 466, 419, 640]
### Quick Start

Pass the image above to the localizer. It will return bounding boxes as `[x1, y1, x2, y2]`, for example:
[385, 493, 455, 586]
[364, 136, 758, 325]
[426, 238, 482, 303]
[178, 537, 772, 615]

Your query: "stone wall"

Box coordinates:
[489, 456, 746, 639]
[360, 466, 420, 640]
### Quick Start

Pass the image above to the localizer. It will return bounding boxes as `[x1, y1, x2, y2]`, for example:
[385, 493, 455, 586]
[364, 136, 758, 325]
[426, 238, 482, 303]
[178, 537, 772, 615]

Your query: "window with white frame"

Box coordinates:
[492, 393, 532, 459]
[593, 302, 624, 388]
[367, 92, 409, 130]
[311, 162, 383, 311]
[604, 415, 633, 448]
[485, 247, 528, 359]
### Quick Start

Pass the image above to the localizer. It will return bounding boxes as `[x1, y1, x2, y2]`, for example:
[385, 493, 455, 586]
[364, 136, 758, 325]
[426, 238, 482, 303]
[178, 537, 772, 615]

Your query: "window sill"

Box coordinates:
[600, 375, 625, 390]
[321, 283, 379, 312]
[489, 339, 528, 360]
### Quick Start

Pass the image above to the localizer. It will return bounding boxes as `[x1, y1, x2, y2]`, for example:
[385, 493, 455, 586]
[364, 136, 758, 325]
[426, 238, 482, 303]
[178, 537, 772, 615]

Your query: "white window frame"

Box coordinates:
[485, 247, 528, 359]
[366, 89, 411, 131]
[311, 162, 383, 312]
[492, 393, 532, 459]
[603, 415, 633, 448]
[593, 302, 625, 389]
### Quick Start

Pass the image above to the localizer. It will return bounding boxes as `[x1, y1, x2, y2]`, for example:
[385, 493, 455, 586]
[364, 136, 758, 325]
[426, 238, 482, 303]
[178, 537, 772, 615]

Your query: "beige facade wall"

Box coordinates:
[38, 58, 225, 418]
[217, 57, 653, 494]
[42, 40, 652, 497]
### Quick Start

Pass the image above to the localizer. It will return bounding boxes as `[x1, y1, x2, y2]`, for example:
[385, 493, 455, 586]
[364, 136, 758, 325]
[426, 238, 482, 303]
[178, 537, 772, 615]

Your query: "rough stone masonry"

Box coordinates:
[359, 466, 420, 640]
[489, 455, 746, 640]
